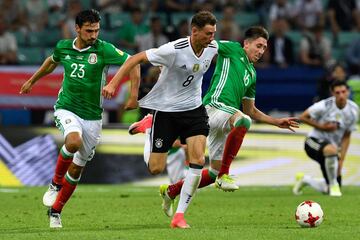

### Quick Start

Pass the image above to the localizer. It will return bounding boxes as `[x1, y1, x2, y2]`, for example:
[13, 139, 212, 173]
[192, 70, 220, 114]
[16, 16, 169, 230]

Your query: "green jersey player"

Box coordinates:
[164, 26, 299, 212]
[20, 9, 140, 228]
[203, 27, 298, 191]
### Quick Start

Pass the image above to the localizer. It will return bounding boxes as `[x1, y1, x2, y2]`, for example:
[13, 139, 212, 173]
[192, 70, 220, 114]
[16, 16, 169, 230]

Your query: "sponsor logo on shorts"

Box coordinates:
[155, 138, 163, 148]
[65, 119, 71, 124]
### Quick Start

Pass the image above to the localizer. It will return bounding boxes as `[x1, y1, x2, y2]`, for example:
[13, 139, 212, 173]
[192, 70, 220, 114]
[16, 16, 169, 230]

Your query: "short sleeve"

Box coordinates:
[103, 42, 129, 65]
[308, 100, 325, 120]
[52, 41, 61, 62]
[145, 42, 176, 67]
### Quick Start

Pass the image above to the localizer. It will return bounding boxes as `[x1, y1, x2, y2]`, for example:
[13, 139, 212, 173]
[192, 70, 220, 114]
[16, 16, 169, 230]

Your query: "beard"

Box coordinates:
[86, 39, 96, 46]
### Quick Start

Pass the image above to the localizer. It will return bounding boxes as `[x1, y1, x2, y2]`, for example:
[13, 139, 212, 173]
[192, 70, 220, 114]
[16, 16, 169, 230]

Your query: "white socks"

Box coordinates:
[176, 166, 202, 213]
[143, 128, 151, 166]
[325, 155, 339, 186]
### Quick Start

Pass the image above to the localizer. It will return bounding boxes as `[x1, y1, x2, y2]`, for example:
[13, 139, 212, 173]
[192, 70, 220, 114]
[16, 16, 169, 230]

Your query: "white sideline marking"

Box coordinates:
[230, 158, 293, 175]
[0, 188, 20, 193]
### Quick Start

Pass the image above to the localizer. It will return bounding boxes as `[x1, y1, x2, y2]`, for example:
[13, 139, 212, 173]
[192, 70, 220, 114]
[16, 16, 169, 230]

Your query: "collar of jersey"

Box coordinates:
[72, 38, 92, 52]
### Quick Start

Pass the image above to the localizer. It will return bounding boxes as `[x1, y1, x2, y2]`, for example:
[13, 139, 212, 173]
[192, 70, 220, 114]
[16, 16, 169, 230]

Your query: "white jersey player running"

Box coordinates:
[294, 80, 359, 197]
[102, 11, 218, 229]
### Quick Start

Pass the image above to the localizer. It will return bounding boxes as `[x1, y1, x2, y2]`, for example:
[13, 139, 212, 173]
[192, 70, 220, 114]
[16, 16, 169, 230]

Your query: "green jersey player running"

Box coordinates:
[161, 26, 299, 216]
[20, 9, 140, 228]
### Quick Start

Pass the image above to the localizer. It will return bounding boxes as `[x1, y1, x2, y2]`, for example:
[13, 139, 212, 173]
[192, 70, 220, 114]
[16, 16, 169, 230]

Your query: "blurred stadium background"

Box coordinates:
[0, 0, 359, 187]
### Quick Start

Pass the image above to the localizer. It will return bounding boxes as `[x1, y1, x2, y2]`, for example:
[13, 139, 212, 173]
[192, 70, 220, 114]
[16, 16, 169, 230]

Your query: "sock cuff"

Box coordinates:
[325, 155, 338, 159]
[208, 167, 219, 180]
[61, 145, 74, 159]
[65, 172, 80, 185]
[189, 163, 203, 169]
[189, 166, 202, 175]
[234, 114, 251, 130]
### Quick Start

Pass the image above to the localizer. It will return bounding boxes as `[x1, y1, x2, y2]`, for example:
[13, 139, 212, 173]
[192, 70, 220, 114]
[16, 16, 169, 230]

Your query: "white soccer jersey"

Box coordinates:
[308, 97, 359, 146]
[139, 37, 218, 112]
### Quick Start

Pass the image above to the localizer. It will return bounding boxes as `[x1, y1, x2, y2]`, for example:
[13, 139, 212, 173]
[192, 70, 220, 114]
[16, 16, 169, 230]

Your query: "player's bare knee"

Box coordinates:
[233, 114, 251, 130]
[323, 144, 337, 156]
[148, 164, 165, 175]
[65, 134, 82, 152]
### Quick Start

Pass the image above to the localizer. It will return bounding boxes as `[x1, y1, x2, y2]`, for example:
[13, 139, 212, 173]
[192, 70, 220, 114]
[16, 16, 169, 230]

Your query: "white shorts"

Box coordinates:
[54, 109, 102, 167]
[206, 105, 241, 162]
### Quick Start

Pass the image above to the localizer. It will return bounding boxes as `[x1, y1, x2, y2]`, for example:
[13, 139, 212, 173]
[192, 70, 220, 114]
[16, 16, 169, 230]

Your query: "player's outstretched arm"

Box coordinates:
[19, 56, 58, 94]
[242, 98, 299, 132]
[275, 117, 300, 132]
[124, 64, 141, 110]
[103, 52, 148, 99]
[299, 109, 338, 132]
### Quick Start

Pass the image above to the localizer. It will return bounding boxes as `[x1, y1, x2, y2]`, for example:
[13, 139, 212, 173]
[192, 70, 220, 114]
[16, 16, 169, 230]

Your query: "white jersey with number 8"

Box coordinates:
[139, 37, 218, 112]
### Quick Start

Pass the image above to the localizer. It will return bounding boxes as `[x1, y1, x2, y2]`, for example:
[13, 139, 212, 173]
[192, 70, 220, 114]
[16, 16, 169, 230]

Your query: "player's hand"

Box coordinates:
[321, 122, 338, 132]
[102, 84, 116, 99]
[124, 96, 138, 110]
[19, 80, 34, 94]
[277, 117, 300, 132]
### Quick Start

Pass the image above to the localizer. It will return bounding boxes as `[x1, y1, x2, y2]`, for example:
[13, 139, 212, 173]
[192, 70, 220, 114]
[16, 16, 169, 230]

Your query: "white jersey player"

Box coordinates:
[139, 37, 217, 112]
[102, 11, 218, 229]
[293, 80, 359, 197]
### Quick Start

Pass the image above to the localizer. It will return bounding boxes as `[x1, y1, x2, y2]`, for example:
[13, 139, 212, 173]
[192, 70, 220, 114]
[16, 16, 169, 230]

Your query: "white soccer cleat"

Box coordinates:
[49, 210, 62, 228]
[329, 184, 342, 197]
[43, 183, 60, 207]
[159, 184, 174, 217]
[215, 174, 239, 192]
[293, 172, 305, 195]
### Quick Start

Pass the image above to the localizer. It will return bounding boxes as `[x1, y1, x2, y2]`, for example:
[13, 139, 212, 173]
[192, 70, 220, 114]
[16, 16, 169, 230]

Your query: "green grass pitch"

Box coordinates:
[1, 185, 360, 240]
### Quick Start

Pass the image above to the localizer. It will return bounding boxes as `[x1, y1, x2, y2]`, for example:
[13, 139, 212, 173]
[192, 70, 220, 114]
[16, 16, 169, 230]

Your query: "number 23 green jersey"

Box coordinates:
[203, 40, 256, 115]
[52, 38, 129, 120]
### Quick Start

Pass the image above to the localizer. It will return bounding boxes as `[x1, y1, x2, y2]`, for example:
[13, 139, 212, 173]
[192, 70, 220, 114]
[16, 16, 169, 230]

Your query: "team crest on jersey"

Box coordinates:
[155, 138, 163, 148]
[203, 60, 210, 70]
[335, 113, 341, 121]
[192, 64, 200, 72]
[88, 53, 97, 64]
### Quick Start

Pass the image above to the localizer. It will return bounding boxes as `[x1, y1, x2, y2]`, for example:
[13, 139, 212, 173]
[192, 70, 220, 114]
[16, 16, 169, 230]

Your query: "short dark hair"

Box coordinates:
[330, 80, 349, 91]
[244, 26, 269, 41]
[75, 9, 101, 27]
[191, 11, 217, 29]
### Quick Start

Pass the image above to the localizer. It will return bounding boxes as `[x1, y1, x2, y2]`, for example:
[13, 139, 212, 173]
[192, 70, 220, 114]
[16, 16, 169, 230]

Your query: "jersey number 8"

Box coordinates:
[183, 75, 194, 87]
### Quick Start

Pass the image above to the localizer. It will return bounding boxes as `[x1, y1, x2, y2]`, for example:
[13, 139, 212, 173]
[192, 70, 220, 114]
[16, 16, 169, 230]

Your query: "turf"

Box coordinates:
[1, 185, 360, 240]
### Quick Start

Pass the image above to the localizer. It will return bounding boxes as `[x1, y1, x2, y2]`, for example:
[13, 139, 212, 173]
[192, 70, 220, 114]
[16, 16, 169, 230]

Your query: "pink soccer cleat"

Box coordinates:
[170, 213, 190, 229]
[128, 114, 153, 135]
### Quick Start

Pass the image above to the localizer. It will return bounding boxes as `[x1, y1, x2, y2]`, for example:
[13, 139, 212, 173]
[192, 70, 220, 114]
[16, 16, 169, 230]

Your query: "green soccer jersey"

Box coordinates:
[52, 38, 129, 120]
[203, 40, 257, 115]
